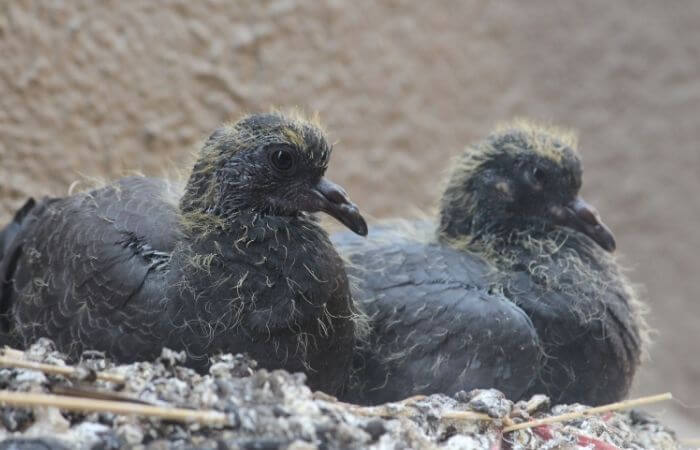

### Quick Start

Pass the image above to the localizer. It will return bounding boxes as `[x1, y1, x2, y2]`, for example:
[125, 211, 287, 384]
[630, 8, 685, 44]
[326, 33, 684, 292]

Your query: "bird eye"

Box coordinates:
[268, 146, 296, 173]
[532, 167, 546, 183]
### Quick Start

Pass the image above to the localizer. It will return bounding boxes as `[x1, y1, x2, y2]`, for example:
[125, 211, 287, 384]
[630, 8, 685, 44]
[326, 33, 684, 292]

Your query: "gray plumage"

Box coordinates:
[0, 112, 368, 395]
[336, 222, 540, 405]
[335, 121, 645, 405]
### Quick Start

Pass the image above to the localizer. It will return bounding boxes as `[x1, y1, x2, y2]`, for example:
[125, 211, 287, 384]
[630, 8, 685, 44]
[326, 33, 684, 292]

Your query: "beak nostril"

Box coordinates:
[316, 178, 349, 204]
[563, 197, 616, 252]
[326, 189, 348, 205]
[578, 207, 597, 225]
[312, 177, 367, 236]
[572, 198, 599, 225]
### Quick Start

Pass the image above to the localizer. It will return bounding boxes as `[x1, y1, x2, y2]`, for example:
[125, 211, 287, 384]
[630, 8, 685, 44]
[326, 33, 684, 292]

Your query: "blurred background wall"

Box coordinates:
[1, 0, 698, 436]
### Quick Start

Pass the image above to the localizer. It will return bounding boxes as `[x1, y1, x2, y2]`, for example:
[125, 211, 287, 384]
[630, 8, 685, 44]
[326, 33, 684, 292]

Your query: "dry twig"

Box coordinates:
[1, 347, 26, 359]
[0, 355, 125, 384]
[49, 384, 157, 406]
[332, 395, 493, 422]
[502, 392, 673, 433]
[0, 391, 227, 426]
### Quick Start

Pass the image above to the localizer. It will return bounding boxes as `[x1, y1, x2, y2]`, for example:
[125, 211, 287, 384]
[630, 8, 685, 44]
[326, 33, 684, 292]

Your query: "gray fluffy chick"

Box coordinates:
[0, 111, 368, 395]
[335, 120, 647, 405]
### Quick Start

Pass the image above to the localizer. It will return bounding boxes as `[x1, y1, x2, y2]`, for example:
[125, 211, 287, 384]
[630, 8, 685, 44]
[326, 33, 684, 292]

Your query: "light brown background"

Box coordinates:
[1, 0, 698, 435]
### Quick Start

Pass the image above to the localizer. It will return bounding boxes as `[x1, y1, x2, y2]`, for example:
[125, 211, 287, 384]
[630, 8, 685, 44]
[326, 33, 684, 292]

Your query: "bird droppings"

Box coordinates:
[456, 389, 512, 419]
[0, 340, 681, 449]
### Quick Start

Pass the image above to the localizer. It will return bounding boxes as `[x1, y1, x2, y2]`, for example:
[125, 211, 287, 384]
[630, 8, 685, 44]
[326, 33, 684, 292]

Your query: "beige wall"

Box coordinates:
[1, 0, 698, 435]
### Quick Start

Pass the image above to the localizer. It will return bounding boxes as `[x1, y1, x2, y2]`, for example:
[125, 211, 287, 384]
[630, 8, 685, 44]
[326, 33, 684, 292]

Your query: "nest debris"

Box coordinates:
[0, 339, 682, 449]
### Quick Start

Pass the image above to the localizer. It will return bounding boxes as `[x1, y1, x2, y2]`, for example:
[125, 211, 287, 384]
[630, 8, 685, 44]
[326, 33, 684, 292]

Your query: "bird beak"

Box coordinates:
[550, 197, 616, 252]
[309, 178, 368, 236]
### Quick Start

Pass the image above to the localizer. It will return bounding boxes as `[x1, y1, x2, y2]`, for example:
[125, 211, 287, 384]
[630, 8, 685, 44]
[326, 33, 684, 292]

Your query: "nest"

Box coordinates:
[0, 339, 681, 449]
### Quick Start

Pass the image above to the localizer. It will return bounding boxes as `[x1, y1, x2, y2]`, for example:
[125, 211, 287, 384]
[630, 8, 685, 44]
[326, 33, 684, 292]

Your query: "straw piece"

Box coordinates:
[342, 403, 415, 418]
[0, 391, 227, 425]
[332, 396, 492, 422]
[398, 395, 427, 404]
[0, 355, 125, 384]
[2, 347, 26, 360]
[440, 410, 493, 421]
[503, 393, 673, 433]
[50, 384, 157, 406]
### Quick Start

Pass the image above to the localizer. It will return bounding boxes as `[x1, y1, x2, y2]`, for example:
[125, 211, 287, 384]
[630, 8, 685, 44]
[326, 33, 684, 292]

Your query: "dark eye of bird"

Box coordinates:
[268, 146, 296, 173]
[532, 167, 546, 184]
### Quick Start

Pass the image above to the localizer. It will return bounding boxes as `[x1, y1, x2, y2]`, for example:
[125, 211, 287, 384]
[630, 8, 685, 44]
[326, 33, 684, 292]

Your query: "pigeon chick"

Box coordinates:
[335, 120, 646, 405]
[0, 112, 368, 395]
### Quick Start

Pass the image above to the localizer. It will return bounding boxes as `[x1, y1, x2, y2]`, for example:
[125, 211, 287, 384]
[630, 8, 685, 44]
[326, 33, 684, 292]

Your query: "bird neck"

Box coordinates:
[179, 179, 266, 234]
[180, 160, 294, 226]
[175, 211, 331, 303]
[439, 178, 520, 242]
[441, 222, 613, 287]
[439, 198, 524, 244]
[163, 212, 350, 359]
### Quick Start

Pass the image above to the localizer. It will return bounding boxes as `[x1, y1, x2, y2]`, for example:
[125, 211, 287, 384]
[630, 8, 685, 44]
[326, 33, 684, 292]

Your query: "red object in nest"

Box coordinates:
[530, 424, 621, 450]
[577, 434, 621, 450]
[533, 425, 554, 440]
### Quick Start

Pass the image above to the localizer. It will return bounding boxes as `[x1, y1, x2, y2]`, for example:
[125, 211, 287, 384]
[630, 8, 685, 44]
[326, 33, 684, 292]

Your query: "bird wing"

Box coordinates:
[0, 177, 182, 360]
[333, 225, 540, 404]
[506, 253, 642, 405]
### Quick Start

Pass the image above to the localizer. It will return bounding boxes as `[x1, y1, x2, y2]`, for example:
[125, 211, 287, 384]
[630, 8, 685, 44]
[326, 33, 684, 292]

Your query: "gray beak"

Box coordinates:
[309, 178, 368, 236]
[550, 196, 616, 252]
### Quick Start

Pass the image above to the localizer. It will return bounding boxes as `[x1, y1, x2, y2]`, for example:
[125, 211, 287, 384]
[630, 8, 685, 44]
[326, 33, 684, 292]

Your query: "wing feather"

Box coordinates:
[2, 177, 181, 361]
[334, 226, 540, 404]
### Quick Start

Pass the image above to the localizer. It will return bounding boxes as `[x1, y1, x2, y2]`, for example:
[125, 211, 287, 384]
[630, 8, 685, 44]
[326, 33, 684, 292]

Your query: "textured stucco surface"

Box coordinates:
[1, 0, 698, 435]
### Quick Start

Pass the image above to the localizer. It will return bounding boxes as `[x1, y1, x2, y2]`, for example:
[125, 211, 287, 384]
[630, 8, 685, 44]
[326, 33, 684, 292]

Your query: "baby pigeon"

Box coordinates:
[0, 112, 367, 395]
[335, 121, 646, 405]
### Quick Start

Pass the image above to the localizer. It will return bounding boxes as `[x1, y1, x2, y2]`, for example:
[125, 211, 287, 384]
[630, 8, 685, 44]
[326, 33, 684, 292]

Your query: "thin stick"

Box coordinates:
[440, 411, 515, 427]
[440, 410, 494, 421]
[1, 347, 26, 360]
[333, 397, 492, 422]
[336, 402, 416, 418]
[50, 384, 157, 406]
[0, 391, 227, 425]
[398, 395, 427, 404]
[0, 356, 125, 384]
[503, 392, 672, 433]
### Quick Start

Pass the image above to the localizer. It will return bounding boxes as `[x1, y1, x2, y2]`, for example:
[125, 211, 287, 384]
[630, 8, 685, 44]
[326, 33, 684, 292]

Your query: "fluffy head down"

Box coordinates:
[179, 110, 366, 237]
[438, 119, 650, 363]
[181, 111, 330, 215]
[438, 119, 616, 253]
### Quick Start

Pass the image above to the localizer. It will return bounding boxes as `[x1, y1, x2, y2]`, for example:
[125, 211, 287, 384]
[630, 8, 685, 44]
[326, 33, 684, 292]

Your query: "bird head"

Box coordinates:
[181, 111, 368, 236]
[439, 120, 616, 252]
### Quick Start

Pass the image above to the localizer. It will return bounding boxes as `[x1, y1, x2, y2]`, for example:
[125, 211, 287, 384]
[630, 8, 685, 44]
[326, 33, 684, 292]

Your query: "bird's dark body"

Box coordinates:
[334, 122, 644, 406]
[335, 221, 641, 405]
[0, 177, 354, 395]
[498, 229, 641, 405]
[0, 178, 182, 360]
[334, 223, 540, 405]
